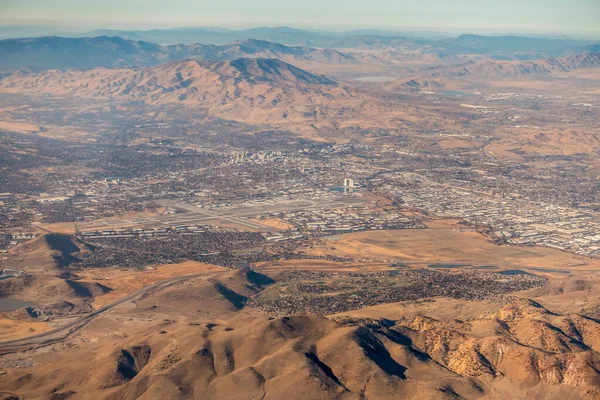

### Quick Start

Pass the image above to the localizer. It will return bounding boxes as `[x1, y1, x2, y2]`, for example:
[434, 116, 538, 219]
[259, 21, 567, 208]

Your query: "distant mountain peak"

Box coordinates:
[390, 52, 600, 91]
[214, 57, 337, 85]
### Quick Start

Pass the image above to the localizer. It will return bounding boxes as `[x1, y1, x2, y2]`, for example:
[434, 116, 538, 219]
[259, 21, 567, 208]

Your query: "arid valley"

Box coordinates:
[0, 17, 600, 400]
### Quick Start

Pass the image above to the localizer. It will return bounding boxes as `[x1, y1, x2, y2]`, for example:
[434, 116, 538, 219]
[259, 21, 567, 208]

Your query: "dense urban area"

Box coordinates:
[1, 92, 599, 260]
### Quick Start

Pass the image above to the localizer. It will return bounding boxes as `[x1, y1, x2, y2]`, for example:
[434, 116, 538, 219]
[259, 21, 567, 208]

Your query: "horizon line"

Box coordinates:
[0, 21, 599, 38]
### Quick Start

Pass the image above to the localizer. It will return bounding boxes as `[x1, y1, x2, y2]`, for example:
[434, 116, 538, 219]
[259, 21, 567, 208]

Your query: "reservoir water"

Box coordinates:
[0, 298, 37, 311]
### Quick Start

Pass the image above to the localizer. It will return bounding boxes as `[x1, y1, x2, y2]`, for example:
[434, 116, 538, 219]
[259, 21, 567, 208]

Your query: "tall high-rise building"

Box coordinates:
[344, 178, 354, 188]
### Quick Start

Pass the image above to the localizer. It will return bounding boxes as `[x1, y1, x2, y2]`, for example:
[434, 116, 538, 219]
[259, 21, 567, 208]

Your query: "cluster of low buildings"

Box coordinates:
[0, 232, 36, 252]
[231, 150, 283, 164]
[383, 172, 600, 257]
[79, 225, 219, 239]
[275, 208, 424, 235]
[248, 269, 548, 316]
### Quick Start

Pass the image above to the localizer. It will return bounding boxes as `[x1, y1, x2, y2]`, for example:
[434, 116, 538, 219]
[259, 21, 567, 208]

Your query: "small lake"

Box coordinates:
[0, 298, 37, 311]
[497, 269, 533, 276]
[438, 90, 476, 97]
[353, 76, 397, 83]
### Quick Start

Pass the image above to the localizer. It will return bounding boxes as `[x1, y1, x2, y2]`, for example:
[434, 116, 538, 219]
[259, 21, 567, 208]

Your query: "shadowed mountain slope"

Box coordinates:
[0, 36, 357, 71]
[3, 300, 600, 399]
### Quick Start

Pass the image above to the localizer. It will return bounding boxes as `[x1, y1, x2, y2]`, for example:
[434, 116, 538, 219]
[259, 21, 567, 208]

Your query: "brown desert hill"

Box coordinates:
[428, 53, 600, 79]
[518, 275, 600, 318]
[206, 268, 276, 310]
[0, 233, 112, 304]
[44, 233, 93, 267]
[212, 58, 337, 85]
[395, 299, 600, 389]
[389, 53, 600, 90]
[0, 273, 35, 298]
[1, 314, 489, 400]
[0, 57, 339, 109]
[117, 267, 278, 318]
[0, 58, 391, 137]
[6, 233, 90, 269]
[3, 298, 600, 399]
[0, 57, 337, 95]
[2, 252, 600, 399]
[64, 279, 113, 298]
[0, 57, 458, 139]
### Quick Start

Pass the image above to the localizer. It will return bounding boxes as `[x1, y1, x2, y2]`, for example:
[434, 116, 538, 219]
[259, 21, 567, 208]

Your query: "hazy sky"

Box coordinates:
[1, 0, 599, 35]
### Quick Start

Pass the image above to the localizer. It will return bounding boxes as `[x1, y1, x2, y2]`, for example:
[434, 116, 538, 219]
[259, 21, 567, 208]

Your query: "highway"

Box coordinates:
[0, 273, 211, 355]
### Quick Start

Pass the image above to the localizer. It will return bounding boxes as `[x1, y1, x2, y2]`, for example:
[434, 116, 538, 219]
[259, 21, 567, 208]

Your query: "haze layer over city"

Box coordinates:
[1, 1, 600, 399]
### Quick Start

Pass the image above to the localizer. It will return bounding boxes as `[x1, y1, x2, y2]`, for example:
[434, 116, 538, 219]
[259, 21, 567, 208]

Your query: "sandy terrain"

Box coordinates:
[83, 261, 225, 308]
[0, 318, 50, 342]
[248, 217, 295, 230]
[34, 222, 77, 234]
[0, 120, 42, 133]
[302, 219, 600, 271]
[438, 138, 481, 149]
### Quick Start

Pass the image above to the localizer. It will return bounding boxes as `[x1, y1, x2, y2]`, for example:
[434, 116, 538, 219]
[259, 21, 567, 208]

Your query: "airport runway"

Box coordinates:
[79, 196, 366, 233]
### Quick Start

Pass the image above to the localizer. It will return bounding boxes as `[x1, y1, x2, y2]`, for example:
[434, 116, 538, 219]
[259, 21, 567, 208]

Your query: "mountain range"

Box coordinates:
[45, 28, 600, 58]
[2, 47, 600, 136]
[391, 53, 600, 91]
[0, 29, 598, 67]
[0, 36, 357, 71]
[0, 57, 361, 135]
[0, 57, 336, 93]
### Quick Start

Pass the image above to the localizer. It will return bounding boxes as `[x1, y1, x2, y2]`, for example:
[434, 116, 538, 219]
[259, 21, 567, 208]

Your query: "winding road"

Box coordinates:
[0, 273, 209, 355]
